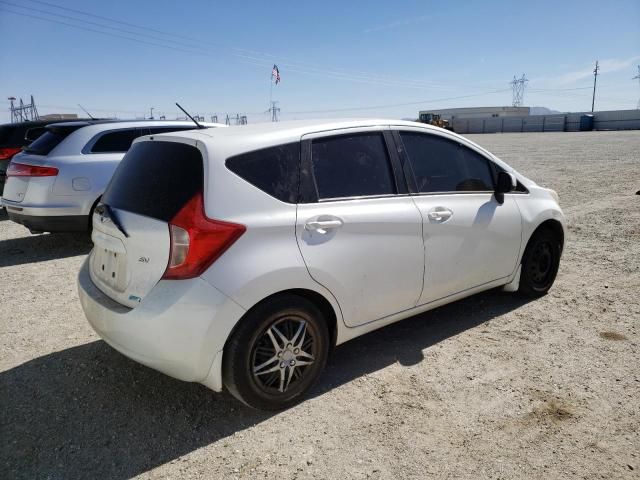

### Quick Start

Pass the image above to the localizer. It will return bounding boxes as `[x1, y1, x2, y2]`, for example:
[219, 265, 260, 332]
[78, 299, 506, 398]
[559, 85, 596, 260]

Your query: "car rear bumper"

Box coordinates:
[77, 258, 246, 391]
[5, 209, 88, 232]
[2, 197, 89, 232]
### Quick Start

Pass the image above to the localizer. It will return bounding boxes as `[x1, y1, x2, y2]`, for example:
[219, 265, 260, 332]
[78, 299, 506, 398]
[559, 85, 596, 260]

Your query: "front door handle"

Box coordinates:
[427, 208, 453, 222]
[305, 218, 343, 234]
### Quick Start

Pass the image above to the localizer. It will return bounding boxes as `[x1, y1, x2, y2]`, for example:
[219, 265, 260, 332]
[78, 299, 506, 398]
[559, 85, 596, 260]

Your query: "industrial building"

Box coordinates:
[419, 106, 530, 122]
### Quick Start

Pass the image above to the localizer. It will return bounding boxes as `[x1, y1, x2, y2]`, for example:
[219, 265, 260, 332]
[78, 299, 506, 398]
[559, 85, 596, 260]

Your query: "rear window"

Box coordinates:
[102, 141, 203, 222]
[226, 143, 300, 203]
[23, 131, 68, 155]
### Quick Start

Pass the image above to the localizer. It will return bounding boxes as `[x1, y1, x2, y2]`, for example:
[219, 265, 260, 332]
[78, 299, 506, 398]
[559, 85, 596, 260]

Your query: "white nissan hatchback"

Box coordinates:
[78, 119, 565, 410]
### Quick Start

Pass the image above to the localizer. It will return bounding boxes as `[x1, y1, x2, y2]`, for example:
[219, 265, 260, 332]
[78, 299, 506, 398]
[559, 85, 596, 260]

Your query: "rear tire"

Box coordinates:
[223, 295, 329, 410]
[519, 228, 561, 297]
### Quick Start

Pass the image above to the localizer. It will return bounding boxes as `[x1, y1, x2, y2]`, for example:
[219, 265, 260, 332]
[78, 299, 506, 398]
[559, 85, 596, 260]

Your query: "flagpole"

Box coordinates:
[269, 72, 273, 112]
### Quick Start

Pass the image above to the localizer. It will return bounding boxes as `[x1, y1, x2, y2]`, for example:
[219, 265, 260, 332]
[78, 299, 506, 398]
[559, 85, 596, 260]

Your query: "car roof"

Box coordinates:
[147, 118, 452, 157]
[187, 118, 434, 139]
[0, 118, 97, 129]
[45, 119, 223, 129]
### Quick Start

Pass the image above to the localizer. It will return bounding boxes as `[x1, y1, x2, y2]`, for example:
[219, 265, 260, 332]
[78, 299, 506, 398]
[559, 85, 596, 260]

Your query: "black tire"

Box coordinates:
[223, 295, 329, 410]
[519, 227, 561, 297]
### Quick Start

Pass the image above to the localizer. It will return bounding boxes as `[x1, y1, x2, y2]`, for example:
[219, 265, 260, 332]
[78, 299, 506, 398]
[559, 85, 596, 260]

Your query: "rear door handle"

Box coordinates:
[305, 218, 343, 234]
[427, 208, 453, 222]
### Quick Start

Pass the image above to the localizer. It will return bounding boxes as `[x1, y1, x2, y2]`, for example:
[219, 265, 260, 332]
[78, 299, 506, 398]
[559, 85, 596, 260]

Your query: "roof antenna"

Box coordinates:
[77, 104, 95, 120]
[175, 102, 205, 129]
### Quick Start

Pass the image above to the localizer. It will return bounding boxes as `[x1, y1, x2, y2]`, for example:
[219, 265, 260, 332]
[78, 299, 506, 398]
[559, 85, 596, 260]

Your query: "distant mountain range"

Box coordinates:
[529, 106, 562, 115]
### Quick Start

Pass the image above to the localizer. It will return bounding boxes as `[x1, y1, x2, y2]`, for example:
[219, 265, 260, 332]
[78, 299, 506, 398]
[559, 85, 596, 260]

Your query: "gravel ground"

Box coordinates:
[1, 130, 639, 480]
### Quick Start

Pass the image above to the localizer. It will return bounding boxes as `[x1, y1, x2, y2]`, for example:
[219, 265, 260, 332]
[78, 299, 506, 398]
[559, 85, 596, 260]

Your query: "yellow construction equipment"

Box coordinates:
[417, 112, 453, 130]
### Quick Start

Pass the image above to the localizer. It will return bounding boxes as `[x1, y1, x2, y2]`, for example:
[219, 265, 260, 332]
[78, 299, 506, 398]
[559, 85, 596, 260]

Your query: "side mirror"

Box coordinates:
[495, 171, 516, 204]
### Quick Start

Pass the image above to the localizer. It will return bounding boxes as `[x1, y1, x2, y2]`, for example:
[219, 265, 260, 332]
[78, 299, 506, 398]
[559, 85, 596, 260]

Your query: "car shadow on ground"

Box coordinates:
[0, 231, 91, 267]
[1, 289, 530, 479]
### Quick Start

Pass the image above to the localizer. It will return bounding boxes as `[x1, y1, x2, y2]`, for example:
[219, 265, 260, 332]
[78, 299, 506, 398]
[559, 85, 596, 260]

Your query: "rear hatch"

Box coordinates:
[90, 139, 207, 308]
[2, 124, 83, 202]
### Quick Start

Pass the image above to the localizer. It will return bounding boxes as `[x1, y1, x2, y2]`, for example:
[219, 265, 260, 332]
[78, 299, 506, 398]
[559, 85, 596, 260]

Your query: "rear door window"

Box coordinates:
[226, 143, 300, 203]
[310, 133, 396, 200]
[399, 132, 494, 193]
[102, 141, 203, 222]
[90, 129, 144, 153]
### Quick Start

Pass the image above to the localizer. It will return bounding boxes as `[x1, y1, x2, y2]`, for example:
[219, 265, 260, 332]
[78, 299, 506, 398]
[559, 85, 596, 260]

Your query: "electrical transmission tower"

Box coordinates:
[268, 101, 280, 122]
[224, 114, 248, 126]
[510, 74, 528, 107]
[633, 65, 640, 109]
[8, 95, 39, 123]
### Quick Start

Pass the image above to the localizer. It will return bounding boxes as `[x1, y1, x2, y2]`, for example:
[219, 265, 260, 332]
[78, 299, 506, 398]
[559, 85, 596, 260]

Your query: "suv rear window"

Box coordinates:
[24, 124, 85, 155]
[23, 132, 67, 155]
[102, 141, 203, 222]
[226, 143, 300, 203]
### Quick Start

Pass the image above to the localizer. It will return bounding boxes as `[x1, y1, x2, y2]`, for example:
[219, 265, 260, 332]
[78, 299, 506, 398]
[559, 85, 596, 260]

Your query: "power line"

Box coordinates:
[286, 89, 511, 115]
[14, 0, 497, 92]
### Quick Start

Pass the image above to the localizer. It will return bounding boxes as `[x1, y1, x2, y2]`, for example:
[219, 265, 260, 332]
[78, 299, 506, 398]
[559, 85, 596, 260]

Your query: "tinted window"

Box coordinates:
[102, 141, 203, 222]
[226, 143, 300, 203]
[400, 132, 494, 193]
[311, 133, 395, 200]
[24, 131, 67, 155]
[91, 129, 142, 153]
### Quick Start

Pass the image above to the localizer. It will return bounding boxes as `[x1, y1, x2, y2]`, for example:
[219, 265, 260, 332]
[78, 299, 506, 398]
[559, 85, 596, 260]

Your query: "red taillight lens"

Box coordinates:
[162, 192, 246, 280]
[0, 147, 22, 161]
[6, 162, 58, 177]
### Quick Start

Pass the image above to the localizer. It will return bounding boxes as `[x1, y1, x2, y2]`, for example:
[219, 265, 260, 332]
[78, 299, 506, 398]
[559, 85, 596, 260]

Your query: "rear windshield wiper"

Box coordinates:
[95, 204, 129, 238]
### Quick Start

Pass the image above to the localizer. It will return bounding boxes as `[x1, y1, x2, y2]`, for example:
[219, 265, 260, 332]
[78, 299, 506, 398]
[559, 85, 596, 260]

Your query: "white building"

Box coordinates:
[419, 106, 530, 122]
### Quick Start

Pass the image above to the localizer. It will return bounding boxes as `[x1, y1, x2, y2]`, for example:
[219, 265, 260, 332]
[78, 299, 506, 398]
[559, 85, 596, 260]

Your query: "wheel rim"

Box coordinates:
[528, 240, 555, 287]
[251, 316, 316, 395]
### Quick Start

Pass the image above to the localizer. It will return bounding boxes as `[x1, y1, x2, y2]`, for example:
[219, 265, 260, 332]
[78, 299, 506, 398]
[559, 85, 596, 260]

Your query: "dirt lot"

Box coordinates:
[1, 130, 639, 479]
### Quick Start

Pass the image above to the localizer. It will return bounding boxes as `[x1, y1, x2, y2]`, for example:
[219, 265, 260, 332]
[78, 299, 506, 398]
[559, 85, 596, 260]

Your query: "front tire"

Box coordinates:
[519, 228, 561, 297]
[223, 295, 329, 410]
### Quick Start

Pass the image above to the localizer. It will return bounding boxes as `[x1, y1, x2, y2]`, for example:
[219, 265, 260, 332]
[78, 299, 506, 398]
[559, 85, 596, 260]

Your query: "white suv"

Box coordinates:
[78, 119, 565, 410]
[1, 120, 222, 233]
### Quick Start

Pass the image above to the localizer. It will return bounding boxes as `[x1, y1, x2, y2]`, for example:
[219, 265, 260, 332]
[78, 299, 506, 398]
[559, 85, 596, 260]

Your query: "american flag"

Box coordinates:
[271, 64, 281, 84]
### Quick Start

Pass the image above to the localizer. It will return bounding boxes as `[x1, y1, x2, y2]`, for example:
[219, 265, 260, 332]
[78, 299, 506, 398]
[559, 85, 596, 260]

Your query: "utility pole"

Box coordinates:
[509, 74, 528, 107]
[149, 107, 154, 119]
[633, 65, 640, 109]
[591, 60, 599, 113]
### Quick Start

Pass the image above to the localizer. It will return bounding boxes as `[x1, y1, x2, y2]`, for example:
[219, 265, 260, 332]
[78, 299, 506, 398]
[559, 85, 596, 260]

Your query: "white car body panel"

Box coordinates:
[412, 192, 522, 304]
[77, 119, 566, 394]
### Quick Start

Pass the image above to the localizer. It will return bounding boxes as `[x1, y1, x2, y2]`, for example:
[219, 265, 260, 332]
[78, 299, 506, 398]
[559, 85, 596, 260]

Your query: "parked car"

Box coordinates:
[78, 119, 565, 410]
[1, 120, 223, 233]
[0, 119, 95, 198]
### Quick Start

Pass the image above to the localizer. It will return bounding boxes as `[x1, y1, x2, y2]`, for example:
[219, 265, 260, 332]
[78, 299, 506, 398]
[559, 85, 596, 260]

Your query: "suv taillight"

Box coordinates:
[162, 192, 246, 280]
[0, 147, 22, 161]
[6, 162, 58, 177]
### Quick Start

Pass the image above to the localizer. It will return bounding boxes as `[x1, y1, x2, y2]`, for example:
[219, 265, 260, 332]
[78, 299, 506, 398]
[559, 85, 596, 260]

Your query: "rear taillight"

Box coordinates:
[0, 147, 22, 161]
[6, 162, 58, 177]
[162, 192, 246, 280]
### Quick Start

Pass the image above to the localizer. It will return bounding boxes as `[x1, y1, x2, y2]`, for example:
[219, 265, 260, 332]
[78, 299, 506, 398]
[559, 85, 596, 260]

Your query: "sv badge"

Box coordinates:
[138, 256, 150, 263]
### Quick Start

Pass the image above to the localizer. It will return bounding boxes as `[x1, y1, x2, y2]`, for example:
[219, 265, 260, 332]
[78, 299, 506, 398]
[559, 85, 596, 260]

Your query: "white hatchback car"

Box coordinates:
[78, 119, 565, 410]
[1, 120, 222, 233]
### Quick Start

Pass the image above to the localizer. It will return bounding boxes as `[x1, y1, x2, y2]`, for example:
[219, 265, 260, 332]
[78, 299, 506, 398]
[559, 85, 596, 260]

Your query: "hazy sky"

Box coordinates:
[1, 0, 639, 123]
